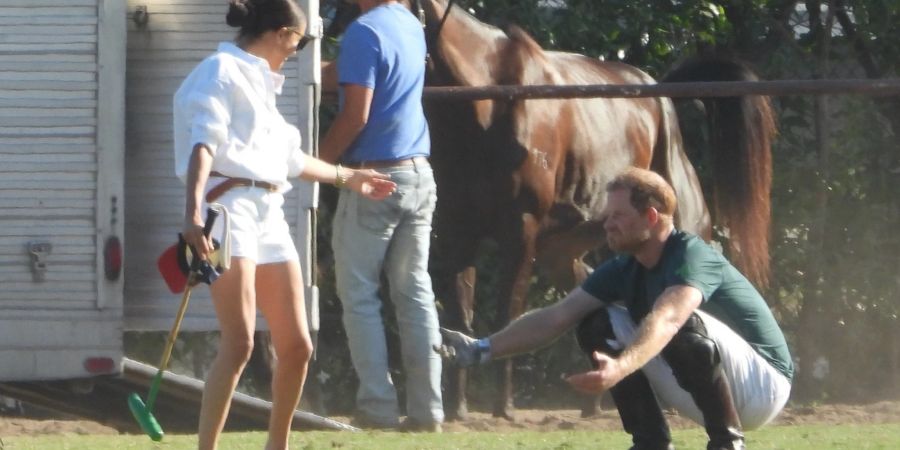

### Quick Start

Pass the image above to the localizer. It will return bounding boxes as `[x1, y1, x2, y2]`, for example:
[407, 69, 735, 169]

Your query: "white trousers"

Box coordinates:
[607, 305, 791, 430]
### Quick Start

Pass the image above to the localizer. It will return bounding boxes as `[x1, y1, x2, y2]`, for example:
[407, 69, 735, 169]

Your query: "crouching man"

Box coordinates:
[437, 168, 792, 450]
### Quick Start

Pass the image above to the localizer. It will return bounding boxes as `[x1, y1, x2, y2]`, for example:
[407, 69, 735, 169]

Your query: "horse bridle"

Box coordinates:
[410, 0, 457, 56]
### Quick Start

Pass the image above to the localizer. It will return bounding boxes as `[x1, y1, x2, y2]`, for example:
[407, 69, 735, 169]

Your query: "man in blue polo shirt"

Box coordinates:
[438, 168, 792, 449]
[320, 0, 442, 432]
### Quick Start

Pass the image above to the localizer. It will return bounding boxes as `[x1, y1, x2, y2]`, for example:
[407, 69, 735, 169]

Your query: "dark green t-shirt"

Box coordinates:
[581, 230, 794, 380]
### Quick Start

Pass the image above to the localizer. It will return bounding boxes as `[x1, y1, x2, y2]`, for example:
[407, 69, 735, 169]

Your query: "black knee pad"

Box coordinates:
[576, 308, 617, 356]
[662, 314, 722, 393]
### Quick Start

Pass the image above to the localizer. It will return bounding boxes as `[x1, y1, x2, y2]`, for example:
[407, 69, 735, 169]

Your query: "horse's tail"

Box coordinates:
[663, 57, 777, 288]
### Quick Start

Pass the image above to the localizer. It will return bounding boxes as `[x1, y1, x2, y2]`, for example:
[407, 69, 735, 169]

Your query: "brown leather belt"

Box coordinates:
[206, 171, 279, 203]
[343, 156, 428, 169]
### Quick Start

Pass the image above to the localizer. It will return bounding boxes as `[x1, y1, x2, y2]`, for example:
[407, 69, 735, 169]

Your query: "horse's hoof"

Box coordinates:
[580, 396, 600, 418]
[491, 407, 516, 422]
[445, 406, 468, 422]
[580, 405, 598, 418]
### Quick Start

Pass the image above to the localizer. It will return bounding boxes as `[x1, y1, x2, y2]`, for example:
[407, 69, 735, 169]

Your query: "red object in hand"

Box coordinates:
[157, 242, 187, 294]
[158, 208, 220, 294]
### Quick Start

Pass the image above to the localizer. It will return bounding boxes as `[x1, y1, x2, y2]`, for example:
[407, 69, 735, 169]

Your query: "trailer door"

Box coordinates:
[0, 0, 126, 381]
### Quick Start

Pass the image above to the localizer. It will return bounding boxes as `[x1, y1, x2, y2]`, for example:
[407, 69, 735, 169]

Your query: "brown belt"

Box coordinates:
[342, 156, 428, 169]
[205, 171, 279, 203]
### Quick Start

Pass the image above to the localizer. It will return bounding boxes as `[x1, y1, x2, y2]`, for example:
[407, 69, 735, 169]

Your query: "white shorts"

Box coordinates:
[202, 184, 299, 265]
[606, 304, 791, 430]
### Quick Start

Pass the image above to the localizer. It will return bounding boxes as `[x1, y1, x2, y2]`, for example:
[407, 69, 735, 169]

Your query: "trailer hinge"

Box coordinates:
[27, 241, 52, 282]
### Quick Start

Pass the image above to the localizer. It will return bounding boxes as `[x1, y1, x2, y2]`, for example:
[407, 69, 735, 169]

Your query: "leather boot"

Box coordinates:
[697, 375, 745, 450]
[662, 314, 745, 450]
[577, 309, 674, 450]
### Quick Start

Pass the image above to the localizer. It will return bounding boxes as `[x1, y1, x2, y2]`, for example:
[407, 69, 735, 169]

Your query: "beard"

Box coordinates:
[606, 228, 651, 254]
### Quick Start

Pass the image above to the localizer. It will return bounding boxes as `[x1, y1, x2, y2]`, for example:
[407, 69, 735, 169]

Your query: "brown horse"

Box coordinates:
[324, 0, 775, 420]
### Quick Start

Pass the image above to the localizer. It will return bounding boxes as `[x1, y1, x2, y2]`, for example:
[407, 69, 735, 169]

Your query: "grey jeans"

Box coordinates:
[332, 161, 443, 425]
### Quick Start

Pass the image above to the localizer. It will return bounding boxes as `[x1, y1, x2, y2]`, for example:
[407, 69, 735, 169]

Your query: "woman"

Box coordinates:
[173, 1, 396, 448]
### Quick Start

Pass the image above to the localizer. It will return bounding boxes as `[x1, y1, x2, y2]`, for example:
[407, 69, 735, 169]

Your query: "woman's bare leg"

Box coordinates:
[256, 260, 313, 450]
[198, 257, 257, 450]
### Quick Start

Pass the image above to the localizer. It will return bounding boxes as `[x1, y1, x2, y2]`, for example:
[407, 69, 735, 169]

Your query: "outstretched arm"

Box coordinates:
[438, 287, 603, 366]
[566, 285, 702, 394]
[491, 287, 604, 357]
[300, 156, 396, 200]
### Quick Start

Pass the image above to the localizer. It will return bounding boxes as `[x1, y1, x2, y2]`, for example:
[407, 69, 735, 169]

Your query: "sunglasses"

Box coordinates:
[286, 28, 315, 51]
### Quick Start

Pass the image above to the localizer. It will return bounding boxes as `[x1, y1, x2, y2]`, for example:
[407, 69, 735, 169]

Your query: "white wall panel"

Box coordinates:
[0, 0, 125, 382]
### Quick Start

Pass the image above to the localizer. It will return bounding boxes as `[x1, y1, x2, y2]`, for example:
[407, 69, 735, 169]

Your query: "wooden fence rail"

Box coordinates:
[423, 78, 900, 101]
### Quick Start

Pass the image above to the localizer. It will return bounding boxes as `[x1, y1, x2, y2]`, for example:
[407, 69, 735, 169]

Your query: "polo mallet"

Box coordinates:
[128, 208, 219, 441]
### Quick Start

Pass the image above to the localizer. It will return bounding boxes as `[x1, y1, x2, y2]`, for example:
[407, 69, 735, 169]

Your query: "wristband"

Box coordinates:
[475, 338, 492, 364]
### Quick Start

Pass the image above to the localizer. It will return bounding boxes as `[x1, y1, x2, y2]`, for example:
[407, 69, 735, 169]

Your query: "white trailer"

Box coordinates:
[0, 0, 321, 397]
[0, 0, 126, 382]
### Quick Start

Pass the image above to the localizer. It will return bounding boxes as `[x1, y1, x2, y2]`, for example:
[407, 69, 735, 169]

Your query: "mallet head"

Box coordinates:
[128, 392, 164, 441]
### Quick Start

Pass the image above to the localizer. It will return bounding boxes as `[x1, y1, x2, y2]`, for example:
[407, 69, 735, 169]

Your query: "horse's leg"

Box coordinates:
[431, 231, 479, 421]
[491, 211, 541, 420]
[447, 265, 476, 420]
[535, 220, 606, 289]
[534, 220, 609, 417]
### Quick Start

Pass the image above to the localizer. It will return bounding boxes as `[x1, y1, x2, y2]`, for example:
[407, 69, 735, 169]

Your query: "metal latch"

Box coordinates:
[27, 241, 52, 282]
[133, 5, 149, 27]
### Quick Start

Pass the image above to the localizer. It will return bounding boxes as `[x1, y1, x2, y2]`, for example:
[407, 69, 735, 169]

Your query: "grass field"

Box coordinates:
[3, 423, 900, 449]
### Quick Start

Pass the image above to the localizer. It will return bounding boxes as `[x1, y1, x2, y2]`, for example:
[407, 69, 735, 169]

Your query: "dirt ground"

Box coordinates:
[1, 401, 899, 436]
[420, 400, 900, 433]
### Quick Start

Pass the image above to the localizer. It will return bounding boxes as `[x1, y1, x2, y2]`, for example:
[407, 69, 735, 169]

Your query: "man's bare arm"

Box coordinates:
[319, 83, 372, 163]
[322, 60, 338, 95]
[489, 287, 604, 358]
[566, 285, 702, 394]
[618, 285, 701, 374]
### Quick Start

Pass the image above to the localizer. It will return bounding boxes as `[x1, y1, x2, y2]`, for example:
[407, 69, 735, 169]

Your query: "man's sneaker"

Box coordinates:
[399, 418, 442, 433]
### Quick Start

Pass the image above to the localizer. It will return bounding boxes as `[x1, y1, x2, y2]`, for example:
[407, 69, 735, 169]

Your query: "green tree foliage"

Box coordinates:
[459, 0, 731, 74]
[759, 0, 900, 402]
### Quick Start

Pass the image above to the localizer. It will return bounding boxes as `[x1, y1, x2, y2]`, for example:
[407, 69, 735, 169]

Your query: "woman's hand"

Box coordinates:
[182, 217, 214, 261]
[345, 168, 397, 200]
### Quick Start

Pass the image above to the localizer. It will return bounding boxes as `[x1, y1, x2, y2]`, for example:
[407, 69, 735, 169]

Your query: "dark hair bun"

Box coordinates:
[225, 0, 305, 40]
[226, 0, 255, 28]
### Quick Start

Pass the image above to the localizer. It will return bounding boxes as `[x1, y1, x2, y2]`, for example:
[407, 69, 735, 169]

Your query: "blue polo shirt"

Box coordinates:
[337, 3, 430, 163]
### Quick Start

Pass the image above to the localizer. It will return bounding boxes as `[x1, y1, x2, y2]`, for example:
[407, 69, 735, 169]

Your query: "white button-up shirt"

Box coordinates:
[173, 42, 305, 192]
